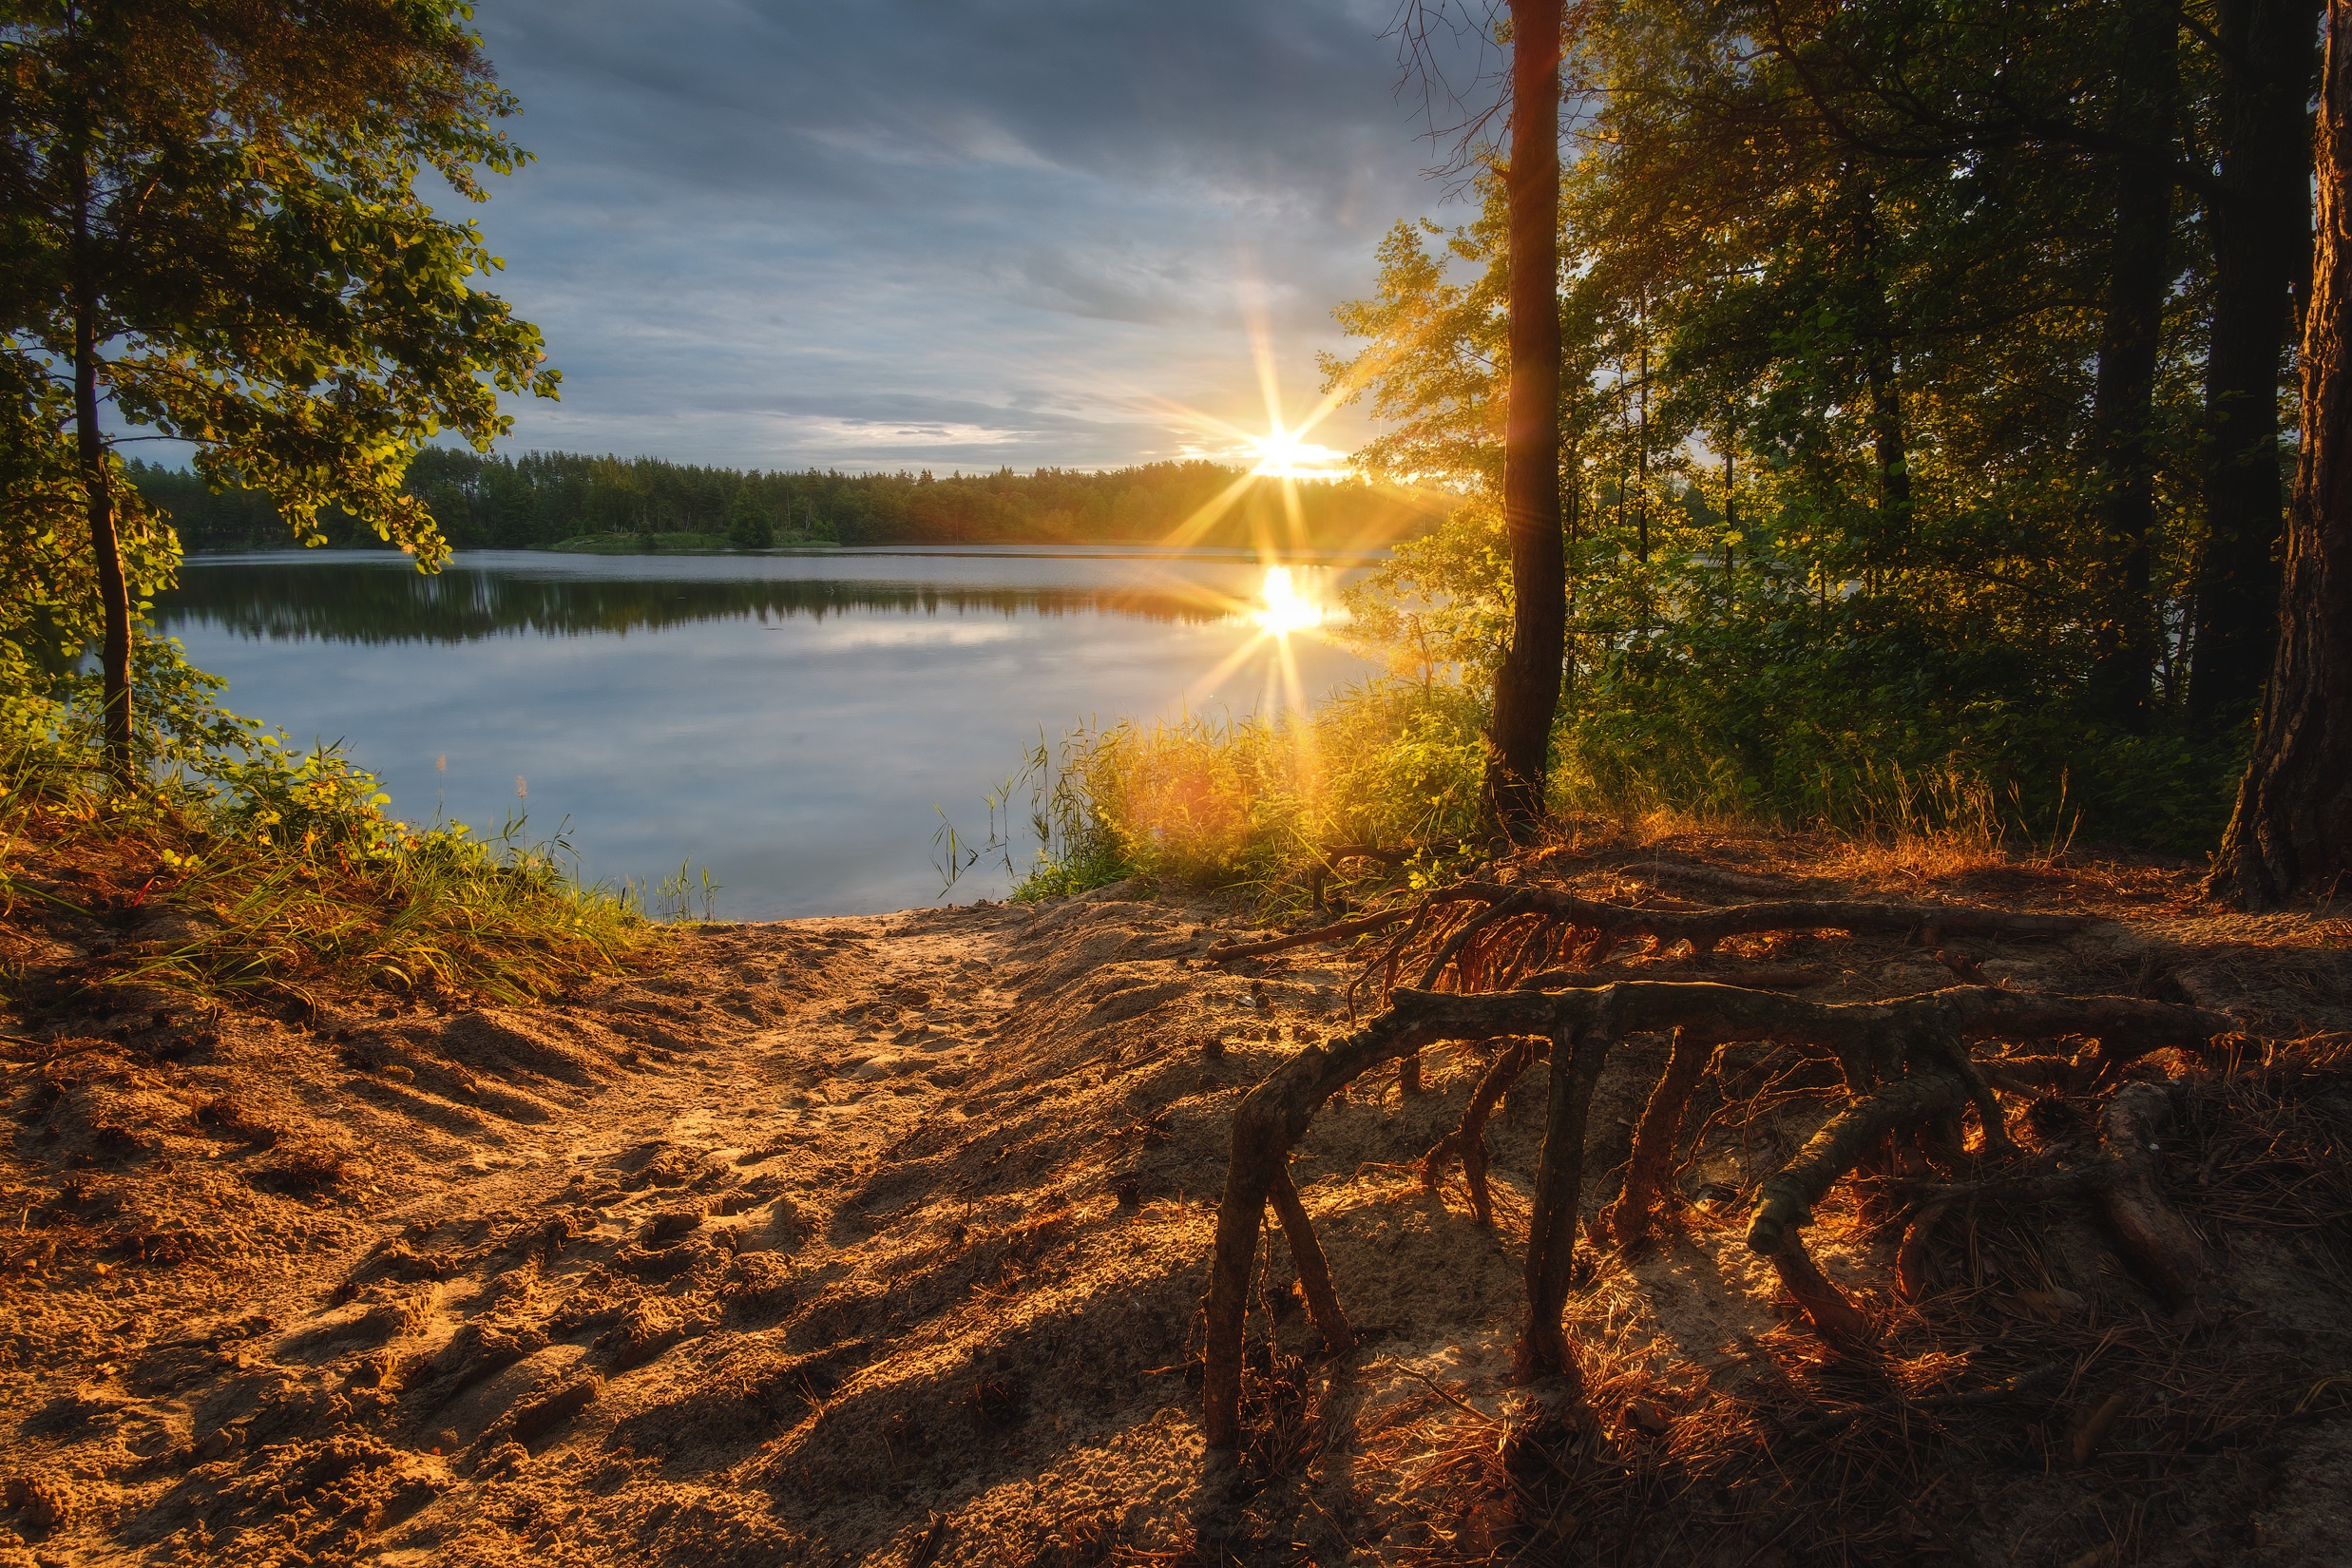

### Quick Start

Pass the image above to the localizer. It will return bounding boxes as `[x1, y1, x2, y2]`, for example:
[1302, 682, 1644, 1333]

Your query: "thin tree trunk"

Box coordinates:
[67, 132, 132, 783]
[1483, 0, 1566, 838]
[76, 316, 131, 781]
[1851, 183, 1912, 570]
[1724, 442, 1735, 579]
[1635, 338, 1650, 564]
[1864, 344, 1909, 559]
[2189, 0, 2324, 732]
[2086, 0, 2182, 734]
[2209, 0, 2352, 908]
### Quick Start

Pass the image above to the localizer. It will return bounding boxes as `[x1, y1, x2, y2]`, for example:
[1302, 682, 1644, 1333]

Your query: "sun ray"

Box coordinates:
[1157, 468, 1266, 550]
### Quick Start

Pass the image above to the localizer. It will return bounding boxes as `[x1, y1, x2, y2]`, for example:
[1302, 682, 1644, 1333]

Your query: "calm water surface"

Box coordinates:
[155, 548, 1380, 916]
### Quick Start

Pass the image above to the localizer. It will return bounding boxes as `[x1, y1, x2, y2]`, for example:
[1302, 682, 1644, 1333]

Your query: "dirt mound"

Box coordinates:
[1, 836, 2347, 1566]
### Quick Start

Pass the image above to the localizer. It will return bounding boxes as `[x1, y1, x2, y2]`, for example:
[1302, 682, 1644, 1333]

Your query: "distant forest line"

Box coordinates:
[128, 450, 1447, 555]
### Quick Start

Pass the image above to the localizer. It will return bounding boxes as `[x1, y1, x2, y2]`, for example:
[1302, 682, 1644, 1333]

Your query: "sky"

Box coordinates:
[454, 0, 1496, 474]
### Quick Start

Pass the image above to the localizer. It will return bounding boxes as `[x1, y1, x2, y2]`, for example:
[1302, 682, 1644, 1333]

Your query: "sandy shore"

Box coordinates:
[4, 848, 2350, 1566]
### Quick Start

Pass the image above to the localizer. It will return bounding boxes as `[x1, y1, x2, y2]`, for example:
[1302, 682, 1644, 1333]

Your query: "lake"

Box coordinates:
[154, 548, 1382, 917]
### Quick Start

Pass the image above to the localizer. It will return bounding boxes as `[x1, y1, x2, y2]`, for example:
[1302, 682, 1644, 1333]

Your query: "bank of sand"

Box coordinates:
[3, 831, 2350, 1565]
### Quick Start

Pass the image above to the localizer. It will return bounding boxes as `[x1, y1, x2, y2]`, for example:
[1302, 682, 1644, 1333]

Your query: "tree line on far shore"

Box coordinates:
[127, 451, 1445, 555]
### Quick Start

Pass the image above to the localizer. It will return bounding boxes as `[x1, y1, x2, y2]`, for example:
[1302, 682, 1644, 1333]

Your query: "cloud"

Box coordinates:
[452, 0, 1495, 471]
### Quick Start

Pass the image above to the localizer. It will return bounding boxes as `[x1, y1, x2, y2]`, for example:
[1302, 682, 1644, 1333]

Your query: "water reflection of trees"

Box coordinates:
[154, 563, 1241, 644]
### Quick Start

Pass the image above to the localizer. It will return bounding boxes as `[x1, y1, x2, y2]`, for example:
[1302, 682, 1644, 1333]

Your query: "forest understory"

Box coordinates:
[1, 820, 2348, 1568]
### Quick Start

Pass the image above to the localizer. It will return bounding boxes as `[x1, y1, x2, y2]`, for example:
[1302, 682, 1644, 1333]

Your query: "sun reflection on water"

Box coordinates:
[1251, 565, 1326, 637]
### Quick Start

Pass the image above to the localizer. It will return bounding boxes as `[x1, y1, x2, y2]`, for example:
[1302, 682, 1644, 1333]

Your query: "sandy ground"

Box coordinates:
[2, 838, 2349, 1566]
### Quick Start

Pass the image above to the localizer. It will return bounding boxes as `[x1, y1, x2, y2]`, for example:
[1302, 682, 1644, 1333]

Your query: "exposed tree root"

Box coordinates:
[1204, 945, 2229, 1447]
[1748, 1065, 1972, 1256]
[1519, 1019, 1613, 1381]
[2094, 1080, 2216, 1315]
[1267, 1165, 1352, 1353]
[1885, 1087, 2217, 1315]
[1205, 906, 1410, 963]
[1892, 1157, 2100, 1301]
[1769, 1228, 1873, 1347]
[1397, 883, 2088, 998]
[1419, 1035, 1546, 1225]
[1598, 1028, 1714, 1250]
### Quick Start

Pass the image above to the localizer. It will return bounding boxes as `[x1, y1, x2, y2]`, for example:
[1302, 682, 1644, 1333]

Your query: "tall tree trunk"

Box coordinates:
[2209, 1, 2352, 908]
[1483, 0, 1566, 838]
[2189, 0, 2324, 732]
[75, 302, 131, 783]
[67, 132, 132, 783]
[2086, 0, 2182, 734]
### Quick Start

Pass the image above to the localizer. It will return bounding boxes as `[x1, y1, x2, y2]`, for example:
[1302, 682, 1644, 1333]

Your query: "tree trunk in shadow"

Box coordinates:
[2190, 0, 2323, 735]
[2085, 0, 2181, 733]
[2210, 0, 2352, 908]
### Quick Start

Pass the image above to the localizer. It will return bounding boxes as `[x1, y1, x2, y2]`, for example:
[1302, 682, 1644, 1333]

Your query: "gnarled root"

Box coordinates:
[1892, 1156, 2102, 1300]
[1376, 884, 2090, 1006]
[2095, 1080, 2215, 1315]
[1600, 1027, 1716, 1250]
[1748, 1064, 1971, 1257]
[1418, 1035, 1547, 1224]
[1890, 1084, 2214, 1312]
[1204, 979, 2233, 1451]
[1518, 1023, 1614, 1383]
[1894, 1196, 1954, 1302]
[1268, 1165, 1353, 1353]
[1203, 1006, 1444, 1449]
[1769, 1229, 1873, 1347]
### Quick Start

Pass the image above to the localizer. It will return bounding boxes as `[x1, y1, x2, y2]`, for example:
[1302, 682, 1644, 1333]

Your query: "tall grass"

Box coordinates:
[941, 679, 1491, 904]
[0, 732, 649, 1009]
[971, 673, 2092, 908]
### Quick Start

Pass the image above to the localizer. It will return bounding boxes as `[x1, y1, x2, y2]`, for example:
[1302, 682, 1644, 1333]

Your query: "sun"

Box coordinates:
[1248, 424, 1345, 480]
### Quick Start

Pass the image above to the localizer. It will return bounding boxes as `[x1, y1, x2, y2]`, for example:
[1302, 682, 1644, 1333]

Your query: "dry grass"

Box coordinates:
[0, 760, 650, 1021]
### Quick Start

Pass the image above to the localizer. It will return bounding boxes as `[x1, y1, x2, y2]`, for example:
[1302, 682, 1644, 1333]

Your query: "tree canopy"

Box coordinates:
[1327, 0, 2318, 851]
[0, 0, 557, 771]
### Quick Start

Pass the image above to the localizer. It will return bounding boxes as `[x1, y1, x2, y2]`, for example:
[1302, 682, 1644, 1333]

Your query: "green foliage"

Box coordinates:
[0, 687, 646, 1008]
[0, 1, 560, 565]
[647, 860, 721, 923]
[1308, 0, 2284, 854]
[0, 354, 180, 746]
[724, 482, 776, 549]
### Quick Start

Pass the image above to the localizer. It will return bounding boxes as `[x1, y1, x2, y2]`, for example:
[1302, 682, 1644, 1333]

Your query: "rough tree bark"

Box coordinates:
[2189, 0, 2325, 733]
[1482, 0, 1566, 838]
[2210, 0, 2352, 908]
[2085, 0, 2182, 734]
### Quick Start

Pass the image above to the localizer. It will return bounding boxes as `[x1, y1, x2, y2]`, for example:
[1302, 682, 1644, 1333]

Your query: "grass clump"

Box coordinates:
[1, 650, 647, 1012]
[944, 679, 1490, 907]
